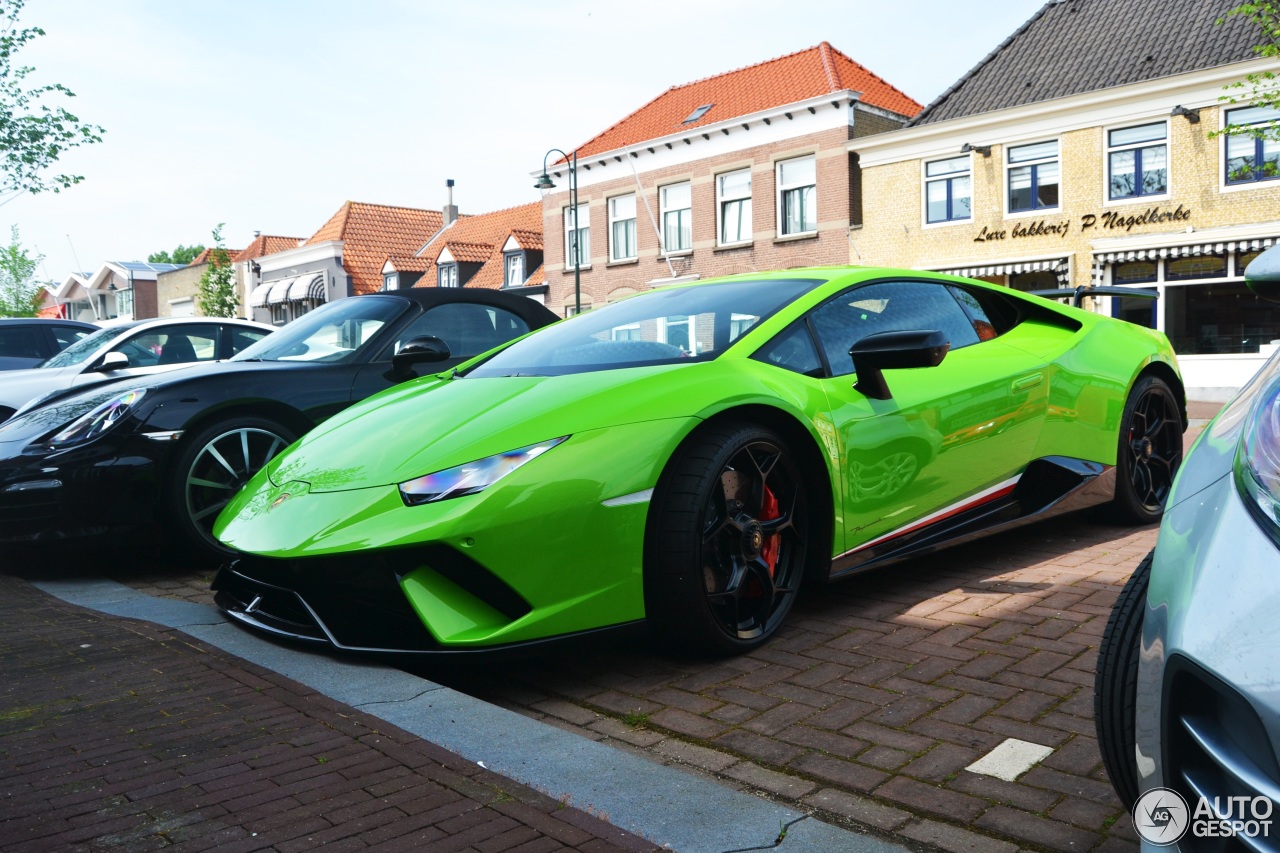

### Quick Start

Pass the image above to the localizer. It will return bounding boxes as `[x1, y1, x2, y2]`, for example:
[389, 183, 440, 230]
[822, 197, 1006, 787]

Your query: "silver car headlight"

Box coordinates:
[45, 388, 147, 449]
[1236, 372, 1280, 545]
[398, 436, 568, 506]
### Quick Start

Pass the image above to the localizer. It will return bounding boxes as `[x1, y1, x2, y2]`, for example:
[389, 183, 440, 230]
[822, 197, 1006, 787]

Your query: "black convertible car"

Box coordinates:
[0, 288, 556, 559]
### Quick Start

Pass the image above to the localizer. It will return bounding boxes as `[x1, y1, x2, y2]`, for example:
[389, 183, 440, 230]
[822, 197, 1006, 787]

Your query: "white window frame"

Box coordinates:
[504, 253, 524, 287]
[776, 155, 817, 237]
[1220, 104, 1280, 191]
[1104, 120, 1170, 204]
[660, 182, 693, 254]
[438, 263, 458, 288]
[1005, 139, 1060, 217]
[608, 194, 637, 261]
[716, 168, 752, 246]
[564, 204, 590, 270]
[922, 155, 972, 226]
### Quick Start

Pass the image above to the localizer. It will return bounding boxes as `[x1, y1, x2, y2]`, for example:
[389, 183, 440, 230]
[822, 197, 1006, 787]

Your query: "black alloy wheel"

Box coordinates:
[171, 417, 296, 560]
[647, 423, 808, 655]
[1112, 375, 1183, 524]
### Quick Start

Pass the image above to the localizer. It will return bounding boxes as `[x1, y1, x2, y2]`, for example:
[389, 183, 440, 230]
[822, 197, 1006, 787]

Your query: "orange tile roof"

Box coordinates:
[307, 201, 446, 295]
[384, 256, 433, 273]
[410, 201, 543, 291]
[570, 42, 921, 161]
[191, 246, 238, 266]
[233, 235, 305, 263]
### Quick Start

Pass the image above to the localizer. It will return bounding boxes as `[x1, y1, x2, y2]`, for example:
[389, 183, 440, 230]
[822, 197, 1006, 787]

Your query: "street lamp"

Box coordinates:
[535, 148, 580, 315]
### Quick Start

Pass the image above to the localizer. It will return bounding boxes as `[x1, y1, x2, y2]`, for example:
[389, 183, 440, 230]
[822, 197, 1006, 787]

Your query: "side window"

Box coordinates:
[382, 303, 531, 361]
[0, 325, 45, 358]
[115, 327, 220, 368]
[947, 286, 999, 341]
[752, 322, 823, 377]
[51, 326, 93, 352]
[226, 327, 270, 357]
[809, 281, 981, 377]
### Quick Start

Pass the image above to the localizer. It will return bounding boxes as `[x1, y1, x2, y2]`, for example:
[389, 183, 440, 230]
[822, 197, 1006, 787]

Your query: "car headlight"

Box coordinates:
[45, 388, 147, 449]
[1236, 373, 1280, 546]
[398, 436, 568, 506]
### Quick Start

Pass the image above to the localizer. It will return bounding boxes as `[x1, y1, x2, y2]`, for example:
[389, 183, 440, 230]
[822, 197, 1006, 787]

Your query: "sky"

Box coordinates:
[4, 0, 1047, 282]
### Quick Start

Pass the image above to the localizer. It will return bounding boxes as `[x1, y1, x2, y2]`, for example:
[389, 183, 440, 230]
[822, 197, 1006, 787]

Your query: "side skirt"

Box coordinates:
[829, 456, 1115, 580]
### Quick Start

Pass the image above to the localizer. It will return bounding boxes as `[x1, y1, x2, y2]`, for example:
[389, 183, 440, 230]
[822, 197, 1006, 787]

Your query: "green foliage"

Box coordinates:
[1215, 3, 1280, 139]
[196, 224, 237, 318]
[0, 0, 105, 195]
[0, 225, 43, 317]
[148, 244, 206, 265]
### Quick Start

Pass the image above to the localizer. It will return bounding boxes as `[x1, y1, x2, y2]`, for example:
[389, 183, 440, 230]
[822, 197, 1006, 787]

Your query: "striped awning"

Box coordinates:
[286, 274, 325, 302]
[1094, 237, 1277, 264]
[934, 256, 1069, 280]
[248, 281, 272, 308]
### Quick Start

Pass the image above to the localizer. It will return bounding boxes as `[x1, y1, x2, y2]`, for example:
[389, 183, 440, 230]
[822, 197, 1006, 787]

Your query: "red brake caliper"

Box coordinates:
[759, 485, 781, 577]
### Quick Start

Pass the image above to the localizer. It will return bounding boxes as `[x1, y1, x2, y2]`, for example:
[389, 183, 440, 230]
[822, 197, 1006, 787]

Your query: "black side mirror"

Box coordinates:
[1245, 244, 1280, 304]
[90, 351, 130, 373]
[849, 329, 949, 401]
[392, 336, 451, 378]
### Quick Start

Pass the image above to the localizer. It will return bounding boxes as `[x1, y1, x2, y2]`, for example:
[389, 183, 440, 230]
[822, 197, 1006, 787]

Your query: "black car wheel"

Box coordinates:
[170, 417, 296, 560]
[1095, 549, 1151, 809]
[1111, 375, 1182, 525]
[646, 424, 808, 656]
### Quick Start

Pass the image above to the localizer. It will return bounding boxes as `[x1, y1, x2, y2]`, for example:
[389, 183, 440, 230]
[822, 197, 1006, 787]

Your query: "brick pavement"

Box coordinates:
[0, 572, 660, 853]
[105, 410, 1219, 853]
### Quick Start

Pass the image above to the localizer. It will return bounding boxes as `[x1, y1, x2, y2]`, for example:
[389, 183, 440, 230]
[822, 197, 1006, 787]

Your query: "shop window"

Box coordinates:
[1007, 140, 1059, 213]
[1113, 261, 1158, 284]
[1108, 122, 1168, 199]
[1008, 271, 1059, 291]
[925, 155, 972, 223]
[660, 182, 692, 253]
[608, 194, 637, 261]
[1224, 105, 1280, 185]
[1237, 250, 1265, 275]
[777, 156, 817, 236]
[717, 169, 752, 245]
[1166, 280, 1280, 354]
[1111, 292, 1158, 329]
[1166, 255, 1227, 281]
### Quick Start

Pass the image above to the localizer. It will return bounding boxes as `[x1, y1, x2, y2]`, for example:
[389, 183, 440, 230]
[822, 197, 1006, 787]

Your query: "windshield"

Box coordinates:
[42, 321, 146, 368]
[232, 296, 408, 363]
[466, 278, 822, 378]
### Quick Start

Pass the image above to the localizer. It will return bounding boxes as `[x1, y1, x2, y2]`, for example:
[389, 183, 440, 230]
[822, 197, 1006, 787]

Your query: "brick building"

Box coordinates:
[535, 42, 921, 317]
[850, 0, 1280, 399]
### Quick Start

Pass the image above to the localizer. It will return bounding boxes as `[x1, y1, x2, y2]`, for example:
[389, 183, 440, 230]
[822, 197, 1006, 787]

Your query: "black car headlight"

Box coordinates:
[1236, 372, 1280, 546]
[398, 436, 568, 506]
[44, 388, 147, 449]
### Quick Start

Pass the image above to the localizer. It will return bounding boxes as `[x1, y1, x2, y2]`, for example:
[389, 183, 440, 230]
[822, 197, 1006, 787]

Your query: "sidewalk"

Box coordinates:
[0, 571, 658, 853]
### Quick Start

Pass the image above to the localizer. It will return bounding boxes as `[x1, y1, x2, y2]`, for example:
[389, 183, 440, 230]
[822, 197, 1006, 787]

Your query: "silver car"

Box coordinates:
[1096, 245, 1280, 851]
[0, 317, 273, 421]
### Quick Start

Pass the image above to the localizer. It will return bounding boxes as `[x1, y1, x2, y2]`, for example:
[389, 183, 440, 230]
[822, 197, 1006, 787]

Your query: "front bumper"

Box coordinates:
[1136, 468, 1280, 851]
[0, 437, 162, 543]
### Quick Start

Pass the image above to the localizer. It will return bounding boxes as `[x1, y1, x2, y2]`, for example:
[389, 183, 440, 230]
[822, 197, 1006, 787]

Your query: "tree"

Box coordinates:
[0, 0, 106, 196]
[148, 244, 206, 265]
[1216, 2, 1280, 140]
[0, 225, 42, 316]
[196, 224, 237, 318]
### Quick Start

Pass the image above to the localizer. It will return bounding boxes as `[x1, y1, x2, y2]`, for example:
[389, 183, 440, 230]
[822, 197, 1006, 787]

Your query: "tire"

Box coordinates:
[1095, 549, 1151, 809]
[1110, 375, 1183, 525]
[168, 416, 296, 562]
[645, 423, 809, 656]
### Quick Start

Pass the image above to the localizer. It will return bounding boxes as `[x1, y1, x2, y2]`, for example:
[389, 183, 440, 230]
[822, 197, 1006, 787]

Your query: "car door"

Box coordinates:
[350, 301, 534, 402]
[806, 279, 1050, 569]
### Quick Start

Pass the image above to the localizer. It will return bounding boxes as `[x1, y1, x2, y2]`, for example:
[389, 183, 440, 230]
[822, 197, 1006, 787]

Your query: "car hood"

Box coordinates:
[267, 362, 740, 493]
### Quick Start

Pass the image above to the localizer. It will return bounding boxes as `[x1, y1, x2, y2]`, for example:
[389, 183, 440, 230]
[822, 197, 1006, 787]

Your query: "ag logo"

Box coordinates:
[1134, 787, 1190, 845]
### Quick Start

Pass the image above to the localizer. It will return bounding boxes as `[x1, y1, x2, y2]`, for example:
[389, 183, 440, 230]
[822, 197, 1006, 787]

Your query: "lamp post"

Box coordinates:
[535, 148, 580, 316]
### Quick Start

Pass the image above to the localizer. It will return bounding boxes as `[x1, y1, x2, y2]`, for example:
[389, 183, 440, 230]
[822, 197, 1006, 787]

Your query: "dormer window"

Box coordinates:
[505, 253, 524, 286]
[438, 263, 458, 288]
[384, 273, 399, 291]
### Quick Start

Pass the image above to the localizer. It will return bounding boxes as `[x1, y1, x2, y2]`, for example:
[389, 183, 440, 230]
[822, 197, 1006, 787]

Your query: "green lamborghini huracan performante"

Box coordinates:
[212, 268, 1185, 656]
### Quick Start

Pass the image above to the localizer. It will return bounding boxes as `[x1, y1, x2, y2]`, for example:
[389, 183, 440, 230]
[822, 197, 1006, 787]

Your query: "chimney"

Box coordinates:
[443, 179, 458, 227]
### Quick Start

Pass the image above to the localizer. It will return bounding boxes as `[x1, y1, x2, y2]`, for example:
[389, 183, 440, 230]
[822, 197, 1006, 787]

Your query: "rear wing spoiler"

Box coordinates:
[1028, 286, 1158, 308]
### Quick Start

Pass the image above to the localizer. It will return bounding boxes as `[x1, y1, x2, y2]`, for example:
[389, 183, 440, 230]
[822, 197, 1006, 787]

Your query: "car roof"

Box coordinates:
[352, 287, 558, 324]
[0, 318, 98, 328]
[97, 316, 275, 333]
